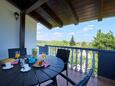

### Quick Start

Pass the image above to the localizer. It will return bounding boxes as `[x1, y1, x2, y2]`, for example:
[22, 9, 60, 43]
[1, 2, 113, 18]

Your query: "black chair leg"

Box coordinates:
[66, 70, 68, 86]
[52, 77, 57, 86]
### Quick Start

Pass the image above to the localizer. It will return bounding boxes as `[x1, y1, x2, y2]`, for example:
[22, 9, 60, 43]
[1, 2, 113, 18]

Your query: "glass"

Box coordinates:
[41, 53, 46, 60]
[15, 51, 20, 59]
[32, 48, 37, 58]
[20, 58, 25, 68]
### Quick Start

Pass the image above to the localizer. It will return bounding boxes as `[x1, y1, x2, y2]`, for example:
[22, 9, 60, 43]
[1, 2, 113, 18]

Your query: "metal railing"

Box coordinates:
[37, 45, 115, 76]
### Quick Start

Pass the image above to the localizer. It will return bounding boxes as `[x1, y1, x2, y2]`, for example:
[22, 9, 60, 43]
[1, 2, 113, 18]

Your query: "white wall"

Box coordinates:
[0, 0, 37, 59]
[0, 0, 20, 59]
[25, 15, 37, 55]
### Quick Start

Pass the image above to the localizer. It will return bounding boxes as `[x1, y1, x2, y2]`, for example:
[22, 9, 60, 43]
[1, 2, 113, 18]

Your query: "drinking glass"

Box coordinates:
[15, 51, 20, 59]
[41, 53, 46, 60]
[32, 48, 37, 58]
[20, 58, 25, 68]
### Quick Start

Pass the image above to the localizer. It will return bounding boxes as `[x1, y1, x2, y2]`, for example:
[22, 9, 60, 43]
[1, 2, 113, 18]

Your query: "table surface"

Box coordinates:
[0, 55, 64, 86]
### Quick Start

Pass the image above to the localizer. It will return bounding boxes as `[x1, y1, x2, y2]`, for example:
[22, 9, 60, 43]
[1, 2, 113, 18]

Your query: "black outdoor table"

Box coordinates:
[0, 55, 64, 86]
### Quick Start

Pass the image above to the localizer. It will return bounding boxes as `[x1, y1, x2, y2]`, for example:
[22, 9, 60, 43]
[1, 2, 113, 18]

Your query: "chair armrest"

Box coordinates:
[60, 73, 76, 85]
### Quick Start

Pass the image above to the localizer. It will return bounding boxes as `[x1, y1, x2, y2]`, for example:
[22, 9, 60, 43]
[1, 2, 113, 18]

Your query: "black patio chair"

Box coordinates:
[52, 49, 70, 86]
[56, 49, 70, 75]
[39, 46, 48, 55]
[8, 48, 27, 58]
[47, 69, 93, 86]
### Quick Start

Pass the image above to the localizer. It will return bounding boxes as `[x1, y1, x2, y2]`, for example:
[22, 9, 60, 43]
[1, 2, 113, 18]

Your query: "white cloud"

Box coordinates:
[37, 23, 47, 31]
[83, 25, 95, 32]
[68, 32, 75, 35]
[53, 32, 63, 36]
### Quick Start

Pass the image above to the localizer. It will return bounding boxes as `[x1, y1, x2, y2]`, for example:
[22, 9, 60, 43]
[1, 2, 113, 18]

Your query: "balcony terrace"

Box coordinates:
[0, 0, 115, 86]
[38, 45, 115, 86]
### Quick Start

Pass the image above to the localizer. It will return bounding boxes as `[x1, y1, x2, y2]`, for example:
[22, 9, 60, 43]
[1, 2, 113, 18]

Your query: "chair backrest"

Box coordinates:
[59, 69, 93, 86]
[8, 48, 27, 58]
[56, 49, 70, 63]
[76, 69, 93, 86]
[39, 46, 48, 55]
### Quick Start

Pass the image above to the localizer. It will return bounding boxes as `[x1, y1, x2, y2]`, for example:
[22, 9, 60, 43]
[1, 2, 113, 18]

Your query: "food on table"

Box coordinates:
[1, 58, 16, 63]
[33, 60, 46, 67]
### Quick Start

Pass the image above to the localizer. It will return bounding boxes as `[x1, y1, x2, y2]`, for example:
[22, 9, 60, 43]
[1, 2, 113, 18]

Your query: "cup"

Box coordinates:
[5, 62, 12, 68]
[23, 64, 30, 69]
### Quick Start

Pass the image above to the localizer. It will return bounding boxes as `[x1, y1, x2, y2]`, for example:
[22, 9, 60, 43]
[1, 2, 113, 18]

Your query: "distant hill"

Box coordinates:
[37, 40, 91, 48]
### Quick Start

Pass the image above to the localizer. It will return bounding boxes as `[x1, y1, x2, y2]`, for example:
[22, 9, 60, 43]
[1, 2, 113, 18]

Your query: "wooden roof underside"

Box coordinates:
[7, 0, 115, 29]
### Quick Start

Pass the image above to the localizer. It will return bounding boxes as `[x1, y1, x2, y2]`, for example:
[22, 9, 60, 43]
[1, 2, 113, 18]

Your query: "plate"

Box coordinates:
[2, 65, 13, 70]
[33, 64, 44, 68]
[20, 67, 31, 72]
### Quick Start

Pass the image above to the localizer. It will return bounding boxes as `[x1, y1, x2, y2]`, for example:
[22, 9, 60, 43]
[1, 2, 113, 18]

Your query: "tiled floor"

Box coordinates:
[41, 69, 115, 86]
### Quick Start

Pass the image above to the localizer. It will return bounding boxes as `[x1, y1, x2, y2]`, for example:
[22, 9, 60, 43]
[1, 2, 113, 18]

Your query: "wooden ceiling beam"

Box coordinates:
[7, 0, 22, 11]
[29, 11, 52, 29]
[41, 3, 63, 27]
[98, 0, 103, 21]
[26, 0, 48, 14]
[64, 0, 79, 24]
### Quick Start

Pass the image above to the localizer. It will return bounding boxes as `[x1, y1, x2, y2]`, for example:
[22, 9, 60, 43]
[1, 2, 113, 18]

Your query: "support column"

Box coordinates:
[20, 12, 25, 48]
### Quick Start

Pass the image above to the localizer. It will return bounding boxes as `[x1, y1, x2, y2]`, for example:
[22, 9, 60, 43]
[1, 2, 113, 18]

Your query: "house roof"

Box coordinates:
[7, 0, 115, 29]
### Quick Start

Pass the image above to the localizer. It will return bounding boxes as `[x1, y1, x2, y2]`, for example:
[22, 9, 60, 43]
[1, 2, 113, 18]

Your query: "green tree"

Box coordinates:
[62, 40, 68, 46]
[81, 41, 87, 47]
[92, 29, 115, 50]
[70, 35, 76, 46]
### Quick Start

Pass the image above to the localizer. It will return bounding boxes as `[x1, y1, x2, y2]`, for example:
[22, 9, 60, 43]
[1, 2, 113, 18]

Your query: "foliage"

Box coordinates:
[81, 41, 88, 48]
[69, 35, 76, 46]
[62, 40, 68, 46]
[92, 29, 115, 50]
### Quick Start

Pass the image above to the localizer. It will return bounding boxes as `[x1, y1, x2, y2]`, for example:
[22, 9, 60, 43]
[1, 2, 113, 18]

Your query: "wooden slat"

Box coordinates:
[98, 0, 103, 21]
[26, 0, 48, 13]
[73, 0, 96, 9]
[41, 3, 63, 27]
[64, 0, 79, 24]
[29, 11, 52, 29]
[6, 0, 115, 28]
[80, 17, 97, 22]
[76, 4, 97, 12]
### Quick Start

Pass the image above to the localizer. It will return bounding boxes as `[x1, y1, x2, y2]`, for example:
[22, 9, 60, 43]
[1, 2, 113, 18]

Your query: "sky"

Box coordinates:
[37, 17, 115, 42]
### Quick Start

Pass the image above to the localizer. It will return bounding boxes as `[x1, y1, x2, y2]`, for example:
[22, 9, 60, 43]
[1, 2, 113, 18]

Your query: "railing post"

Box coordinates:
[80, 50, 83, 73]
[71, 49, 74, 69]
[54, 47, 57, 56]
[92, 51, 96, 76]
[75, 49, 78, 71]
[49, 47, 51, 56]
[52, 47, 54, 56]
[85, 50, 89, 74]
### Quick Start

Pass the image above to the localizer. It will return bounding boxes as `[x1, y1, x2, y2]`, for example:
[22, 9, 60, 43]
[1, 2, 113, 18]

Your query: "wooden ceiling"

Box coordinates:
[7, 0, 115, 29]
